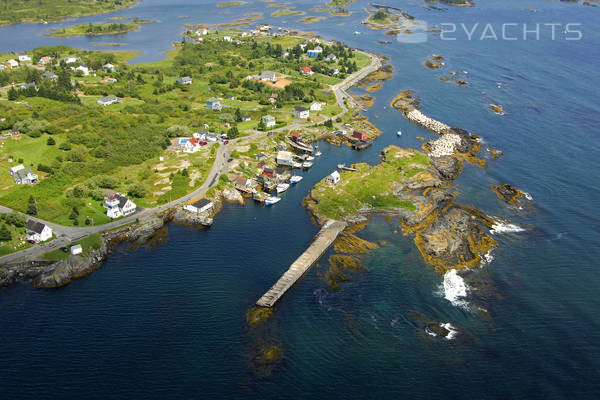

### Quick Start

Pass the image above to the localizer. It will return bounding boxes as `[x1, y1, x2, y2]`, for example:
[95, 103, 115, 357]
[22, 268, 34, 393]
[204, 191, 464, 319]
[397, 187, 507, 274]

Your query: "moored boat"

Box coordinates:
[397, 130, 402, 136]
[302, 161, 313, 168]
[276, 183, 290, 193]
[290, 175, 303, 184]
[264, 196, 281, 205]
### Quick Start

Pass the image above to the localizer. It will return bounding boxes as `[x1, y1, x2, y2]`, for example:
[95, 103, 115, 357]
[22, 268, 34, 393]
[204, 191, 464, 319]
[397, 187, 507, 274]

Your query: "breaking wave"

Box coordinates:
[490, 221, 525, 235]
[440, 323, 458, 340]
[442, 269, 469, 309]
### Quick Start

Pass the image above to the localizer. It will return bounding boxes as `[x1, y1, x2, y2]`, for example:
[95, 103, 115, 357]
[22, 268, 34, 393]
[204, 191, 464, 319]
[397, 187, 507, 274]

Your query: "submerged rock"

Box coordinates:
[492, 183, 530, 205]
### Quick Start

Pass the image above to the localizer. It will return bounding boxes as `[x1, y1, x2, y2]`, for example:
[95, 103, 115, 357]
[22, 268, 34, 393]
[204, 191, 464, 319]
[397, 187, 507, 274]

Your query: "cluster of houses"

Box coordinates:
[177, 130, 222, 153]
[9, 164, 38, 185]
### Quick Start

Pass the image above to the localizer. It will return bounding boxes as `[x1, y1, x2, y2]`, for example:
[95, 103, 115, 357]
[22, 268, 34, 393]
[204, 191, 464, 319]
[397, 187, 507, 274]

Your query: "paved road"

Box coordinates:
[0, 52, 382, 263]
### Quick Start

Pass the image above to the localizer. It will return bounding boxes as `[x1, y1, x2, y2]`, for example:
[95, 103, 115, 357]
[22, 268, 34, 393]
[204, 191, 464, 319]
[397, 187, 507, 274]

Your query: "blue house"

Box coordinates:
[307, 46, 323, 58]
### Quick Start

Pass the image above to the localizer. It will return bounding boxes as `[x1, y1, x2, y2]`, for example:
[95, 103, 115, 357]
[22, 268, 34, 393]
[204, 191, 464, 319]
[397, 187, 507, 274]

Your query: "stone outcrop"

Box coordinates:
[222, 187, 244, 204]
[492, 183, 531, 205]
[172, 208, 213, 227]
[430, 155, 462, 180]
[414, 206, 496, 270]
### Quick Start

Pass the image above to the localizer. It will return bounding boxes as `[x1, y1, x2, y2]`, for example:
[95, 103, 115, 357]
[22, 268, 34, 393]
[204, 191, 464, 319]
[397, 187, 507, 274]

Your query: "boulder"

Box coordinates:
[172, 208, 213, 227]
[223, 187, 244, 205]
[430, 155, 462, 180]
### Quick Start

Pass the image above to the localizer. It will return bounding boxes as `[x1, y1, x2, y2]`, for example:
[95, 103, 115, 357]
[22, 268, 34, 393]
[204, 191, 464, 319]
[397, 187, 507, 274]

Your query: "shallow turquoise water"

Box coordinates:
[1, 0, 599, 398]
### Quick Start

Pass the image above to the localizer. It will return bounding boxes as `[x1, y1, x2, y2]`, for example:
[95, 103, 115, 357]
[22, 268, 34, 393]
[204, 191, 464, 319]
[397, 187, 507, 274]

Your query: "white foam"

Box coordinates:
[425, 327, 438, 337]
[440, 322, 458, 340]
[442, 269, 469, 309]
[490, 221, 525, 234]
[481, 250, 494, 265]
[523, 192, 533, 201]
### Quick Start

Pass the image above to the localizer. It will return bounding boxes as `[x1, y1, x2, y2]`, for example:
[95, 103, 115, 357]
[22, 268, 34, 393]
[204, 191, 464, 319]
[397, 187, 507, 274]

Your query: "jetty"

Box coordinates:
[405, 109, 451, 135]
[256, 220, 347, 307]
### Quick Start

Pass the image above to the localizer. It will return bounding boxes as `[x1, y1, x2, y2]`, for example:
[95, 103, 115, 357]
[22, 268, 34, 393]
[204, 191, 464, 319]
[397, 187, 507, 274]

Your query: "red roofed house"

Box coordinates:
[299, 66, 313, 76]
[263, 168, 275, 178]
[353, 131, 367, 141]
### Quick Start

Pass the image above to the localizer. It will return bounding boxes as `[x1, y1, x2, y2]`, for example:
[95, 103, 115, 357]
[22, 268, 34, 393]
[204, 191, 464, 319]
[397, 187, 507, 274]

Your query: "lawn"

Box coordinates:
[43, 233, 102, 260]
[311, 147, 430, 220]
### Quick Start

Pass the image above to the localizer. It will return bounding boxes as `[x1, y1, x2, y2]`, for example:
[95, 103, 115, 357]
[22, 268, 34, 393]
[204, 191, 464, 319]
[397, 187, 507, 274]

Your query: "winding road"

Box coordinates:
[0, 51, 382, 263]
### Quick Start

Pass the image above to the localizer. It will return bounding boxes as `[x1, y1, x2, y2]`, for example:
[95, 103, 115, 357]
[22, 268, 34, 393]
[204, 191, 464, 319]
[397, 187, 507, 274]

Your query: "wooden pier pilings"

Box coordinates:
[256, 220, 347, 308]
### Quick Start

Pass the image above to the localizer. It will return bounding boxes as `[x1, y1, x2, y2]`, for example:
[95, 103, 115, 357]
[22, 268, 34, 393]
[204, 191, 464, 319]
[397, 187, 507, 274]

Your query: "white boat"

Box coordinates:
[264, 196, 281, 205]
[305, 155, 315, 161]
[302, 161, 313, 168]
[276, 183, 290, 194]
[397, 130, 402, 137]
[290, 175, 303, 184]
[314, 150, 322, 157]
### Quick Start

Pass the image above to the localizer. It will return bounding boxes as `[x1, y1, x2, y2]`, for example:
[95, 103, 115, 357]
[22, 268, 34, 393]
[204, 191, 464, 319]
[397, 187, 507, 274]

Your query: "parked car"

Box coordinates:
[224, 140, 229, 145]
[60, 246, 69, 253]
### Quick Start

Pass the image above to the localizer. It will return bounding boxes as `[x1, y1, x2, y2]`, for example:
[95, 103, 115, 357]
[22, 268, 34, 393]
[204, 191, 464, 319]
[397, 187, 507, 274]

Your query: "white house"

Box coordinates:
[260, 71, 277, 82]
[276, 151, 294, 167]
[18, 54, 31, 62]
[196, 28, 209, 35]
[326, 54, 337, 62]
[9, 164, 24, 176]
[0, 65, 4, 71]
[73, 65, 90, 76]
[103, 193, 137, 219]
[6, 59, 18, 69]
[293, 106, 310, 119]
[71, 244, 83, 255]
[193, 130, 208, 140]
[262, 115, 276, 128]
[178, 138, 201, 153]
[177, 76, 193, 85]
[97, 95, 120, 106]
[310, 102, 323, 112]
[13, 166, 38, 185]
[185, 199, 213, 214]
[38, 56, 52, 65]
[206, 97, 222, 110]
[327, 170, 341, 185]
[103, 63, 115, 73]
[26, 220, 52, 243]
[64, 56, 80, 64]
[223, 35, 233, 42]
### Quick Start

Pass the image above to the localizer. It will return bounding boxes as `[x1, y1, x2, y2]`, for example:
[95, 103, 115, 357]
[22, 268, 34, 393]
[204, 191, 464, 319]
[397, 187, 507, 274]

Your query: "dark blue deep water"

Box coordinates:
[1, 0, 599, 398]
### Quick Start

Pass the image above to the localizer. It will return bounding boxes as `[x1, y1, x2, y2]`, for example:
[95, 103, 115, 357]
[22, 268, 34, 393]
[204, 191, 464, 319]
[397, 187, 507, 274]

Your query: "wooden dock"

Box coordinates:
[256, 220, 347, 308]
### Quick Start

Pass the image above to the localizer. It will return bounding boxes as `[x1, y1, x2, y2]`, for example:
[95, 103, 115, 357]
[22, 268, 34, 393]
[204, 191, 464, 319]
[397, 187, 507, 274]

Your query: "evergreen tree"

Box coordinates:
[7, 87, 18, 101]
[27, 196, 38, 216]
[47, 137, 56, 145]
[228, 126, 240, 139]
[0, 224, 11, 242]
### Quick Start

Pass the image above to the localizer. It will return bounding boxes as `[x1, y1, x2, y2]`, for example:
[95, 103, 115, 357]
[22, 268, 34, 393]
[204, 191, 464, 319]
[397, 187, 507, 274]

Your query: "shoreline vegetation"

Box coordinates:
[0, 0, 140, 27]
[45, 20, 156, 38]
[0, 27, 376, 276]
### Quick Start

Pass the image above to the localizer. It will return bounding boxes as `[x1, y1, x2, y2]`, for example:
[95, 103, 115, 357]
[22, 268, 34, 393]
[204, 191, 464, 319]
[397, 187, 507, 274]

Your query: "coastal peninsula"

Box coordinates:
[0, 0, 140, 26]
[45, 20, 156, 37]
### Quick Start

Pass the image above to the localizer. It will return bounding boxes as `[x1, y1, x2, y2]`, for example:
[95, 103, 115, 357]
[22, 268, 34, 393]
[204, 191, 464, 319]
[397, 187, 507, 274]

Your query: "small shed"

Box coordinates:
[327, 171, 341, 185]
[71, 244, 83, 255]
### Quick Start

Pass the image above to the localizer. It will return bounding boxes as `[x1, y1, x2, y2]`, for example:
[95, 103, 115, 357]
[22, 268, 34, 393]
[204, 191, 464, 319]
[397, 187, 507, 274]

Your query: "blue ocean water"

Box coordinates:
[1, 0, 599, 398]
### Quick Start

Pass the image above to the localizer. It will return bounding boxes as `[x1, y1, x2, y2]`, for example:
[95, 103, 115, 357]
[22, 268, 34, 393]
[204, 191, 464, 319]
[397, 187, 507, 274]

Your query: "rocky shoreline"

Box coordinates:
[303, 143, 496, 271]
[0, 214, 165, 289]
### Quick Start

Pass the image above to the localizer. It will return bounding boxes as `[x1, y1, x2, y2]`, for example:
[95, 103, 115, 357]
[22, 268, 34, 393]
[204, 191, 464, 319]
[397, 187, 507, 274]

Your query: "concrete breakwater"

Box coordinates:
[406, 109, 451, 135]
[256, 220, 347, 308]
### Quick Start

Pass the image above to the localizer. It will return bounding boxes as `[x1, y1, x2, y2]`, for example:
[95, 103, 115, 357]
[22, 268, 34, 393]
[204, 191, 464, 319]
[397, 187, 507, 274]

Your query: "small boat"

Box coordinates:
[397, 130, 402, 137]
[354, 31, 361, 36]
[302, 161, 313, 168]
[314, 150, 322, 157]
[276, 183, 290, 194]
[305, 155, 315, 161]
[290, 175, 303, 184]
[264, 196, 281, 205]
